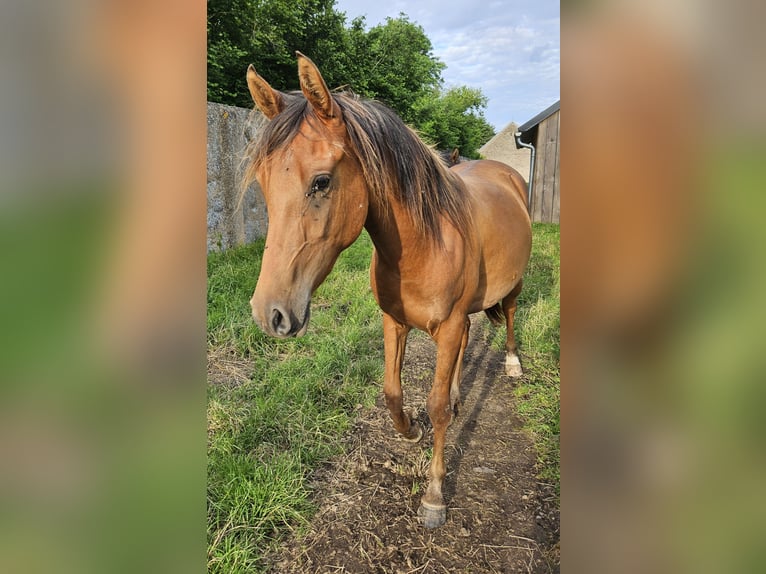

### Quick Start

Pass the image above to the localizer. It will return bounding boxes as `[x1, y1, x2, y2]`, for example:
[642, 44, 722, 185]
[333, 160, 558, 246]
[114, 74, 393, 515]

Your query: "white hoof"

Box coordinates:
[505, 353, 523, 378]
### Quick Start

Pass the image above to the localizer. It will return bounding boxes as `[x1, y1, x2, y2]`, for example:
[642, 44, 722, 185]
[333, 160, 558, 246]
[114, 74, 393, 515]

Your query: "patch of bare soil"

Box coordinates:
[268, 316, 560, 573]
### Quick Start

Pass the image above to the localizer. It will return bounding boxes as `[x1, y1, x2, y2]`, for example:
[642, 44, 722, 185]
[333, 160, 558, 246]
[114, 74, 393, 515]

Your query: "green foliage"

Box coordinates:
[413, 86, 496, 159]
[208, 0, 349, 107]
[207, 0, 256, 105]
[207, 2, 495, 153]
[346, 15, 444, 124]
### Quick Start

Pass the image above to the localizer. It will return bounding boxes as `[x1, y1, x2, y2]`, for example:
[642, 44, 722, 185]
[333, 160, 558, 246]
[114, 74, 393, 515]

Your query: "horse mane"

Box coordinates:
[243, 91, 471, 244]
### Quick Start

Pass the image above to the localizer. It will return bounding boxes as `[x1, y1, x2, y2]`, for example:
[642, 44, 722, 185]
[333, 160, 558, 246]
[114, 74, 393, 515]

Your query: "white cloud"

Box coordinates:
[333, 0, 560, 129]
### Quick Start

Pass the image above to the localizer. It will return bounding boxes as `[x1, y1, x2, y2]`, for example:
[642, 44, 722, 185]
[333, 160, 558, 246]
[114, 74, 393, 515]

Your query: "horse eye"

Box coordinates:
[310, 174, 331, 195]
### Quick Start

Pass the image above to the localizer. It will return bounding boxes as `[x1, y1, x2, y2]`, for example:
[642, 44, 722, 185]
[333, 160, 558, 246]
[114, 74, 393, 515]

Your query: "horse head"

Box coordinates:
[246, 53, 368, 338]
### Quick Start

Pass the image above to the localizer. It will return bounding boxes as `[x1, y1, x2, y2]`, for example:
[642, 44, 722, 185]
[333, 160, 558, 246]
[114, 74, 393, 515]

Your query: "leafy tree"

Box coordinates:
[208, 0, 256, 105]
[208, 0, 348, 107]
[413, 86, 496, 158]
[345, 15, 444, 124]
[207, 2, 495, 154]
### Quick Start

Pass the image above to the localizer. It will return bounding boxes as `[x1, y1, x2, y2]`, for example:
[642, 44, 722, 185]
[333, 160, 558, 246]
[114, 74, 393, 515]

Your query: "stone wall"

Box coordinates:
[207, 102, 268, 252]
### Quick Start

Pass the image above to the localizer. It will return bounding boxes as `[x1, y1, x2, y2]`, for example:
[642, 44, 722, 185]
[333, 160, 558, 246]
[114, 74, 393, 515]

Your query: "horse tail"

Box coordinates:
[508, 168, 529, 210]
[484, 303, 505, 326]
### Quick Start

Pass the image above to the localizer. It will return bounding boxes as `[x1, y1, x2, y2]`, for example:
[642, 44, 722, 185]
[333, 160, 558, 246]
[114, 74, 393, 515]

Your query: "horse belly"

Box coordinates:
[472, 251, 528, 312]
[468, 183, 532, 311]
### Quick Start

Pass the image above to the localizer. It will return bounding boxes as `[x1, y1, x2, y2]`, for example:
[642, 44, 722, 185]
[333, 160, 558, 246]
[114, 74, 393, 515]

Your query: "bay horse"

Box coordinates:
[244, 52, 531, 528]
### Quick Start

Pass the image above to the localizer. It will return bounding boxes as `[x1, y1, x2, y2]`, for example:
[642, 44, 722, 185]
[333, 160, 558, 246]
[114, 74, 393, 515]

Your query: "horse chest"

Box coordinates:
[371, 262, 466, 331]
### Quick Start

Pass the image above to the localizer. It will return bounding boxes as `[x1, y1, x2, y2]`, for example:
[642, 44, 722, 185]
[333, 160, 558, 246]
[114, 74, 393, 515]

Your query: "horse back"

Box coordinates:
[451, 159, 529, 224]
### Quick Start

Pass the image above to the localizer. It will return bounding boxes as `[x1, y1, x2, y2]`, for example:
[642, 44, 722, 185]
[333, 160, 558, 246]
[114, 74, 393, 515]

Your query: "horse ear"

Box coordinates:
[246, 65, 285, 119]
[296, 51, 340, 124]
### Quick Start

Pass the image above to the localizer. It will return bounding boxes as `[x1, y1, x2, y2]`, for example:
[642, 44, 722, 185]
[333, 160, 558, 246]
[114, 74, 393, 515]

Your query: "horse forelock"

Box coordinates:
[242, 91, 470, 243]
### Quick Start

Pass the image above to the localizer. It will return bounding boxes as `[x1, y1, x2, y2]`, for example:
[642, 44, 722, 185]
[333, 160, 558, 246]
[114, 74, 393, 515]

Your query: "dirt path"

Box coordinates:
[268, 316, 560, 573]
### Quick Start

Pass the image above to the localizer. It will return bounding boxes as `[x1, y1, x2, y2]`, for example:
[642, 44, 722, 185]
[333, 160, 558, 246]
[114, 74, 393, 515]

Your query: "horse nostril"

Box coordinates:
[271, 307, 282, 332]
[270, 306, 291, 336]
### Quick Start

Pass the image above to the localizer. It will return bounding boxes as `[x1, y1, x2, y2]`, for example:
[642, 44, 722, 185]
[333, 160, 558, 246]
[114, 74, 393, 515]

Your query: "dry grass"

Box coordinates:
[207, 342, 253, 388]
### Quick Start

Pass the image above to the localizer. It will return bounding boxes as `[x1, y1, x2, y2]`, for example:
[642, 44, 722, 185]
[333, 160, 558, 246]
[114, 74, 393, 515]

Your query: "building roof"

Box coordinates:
[479, 121, 518, 154]
[517, 100, 560, 133]
[515, 100, 559, 148]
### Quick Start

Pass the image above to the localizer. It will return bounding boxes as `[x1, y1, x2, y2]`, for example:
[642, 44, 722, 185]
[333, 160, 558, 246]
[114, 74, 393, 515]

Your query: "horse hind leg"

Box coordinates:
[449, 316, 470, 417]
[502, 281, 524, 378]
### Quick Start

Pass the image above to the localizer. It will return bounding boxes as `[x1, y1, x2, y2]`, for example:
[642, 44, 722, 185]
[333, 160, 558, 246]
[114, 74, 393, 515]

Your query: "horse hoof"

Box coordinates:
[418, 501, 447, 528]
[505, 354, 523, 378]
[402, 420, 423, 443]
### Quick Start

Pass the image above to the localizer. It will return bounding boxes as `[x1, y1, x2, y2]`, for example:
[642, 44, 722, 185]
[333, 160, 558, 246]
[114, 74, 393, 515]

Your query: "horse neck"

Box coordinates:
[363, 187, 428, 270]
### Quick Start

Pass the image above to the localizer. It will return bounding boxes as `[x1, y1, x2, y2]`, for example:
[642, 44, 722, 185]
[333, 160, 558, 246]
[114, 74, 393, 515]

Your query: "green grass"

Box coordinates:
[513, 224, 560, 489]
[207, 232, 384, 573]
[477, 223, 560, 490]
[207, 224, 560, 571]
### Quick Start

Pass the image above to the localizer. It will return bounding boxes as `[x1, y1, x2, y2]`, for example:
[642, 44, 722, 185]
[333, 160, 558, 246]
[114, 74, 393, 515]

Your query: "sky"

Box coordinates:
[332, 0, 560, 131]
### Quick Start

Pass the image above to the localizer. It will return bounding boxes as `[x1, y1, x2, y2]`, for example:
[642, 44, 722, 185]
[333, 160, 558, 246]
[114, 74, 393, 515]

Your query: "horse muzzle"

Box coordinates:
[251, 297, 311, 339]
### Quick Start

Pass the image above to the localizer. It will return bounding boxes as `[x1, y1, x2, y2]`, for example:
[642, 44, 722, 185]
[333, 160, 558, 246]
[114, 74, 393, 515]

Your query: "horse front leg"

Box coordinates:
[419, 315, 466, 528]
[382, 312, 422, 442]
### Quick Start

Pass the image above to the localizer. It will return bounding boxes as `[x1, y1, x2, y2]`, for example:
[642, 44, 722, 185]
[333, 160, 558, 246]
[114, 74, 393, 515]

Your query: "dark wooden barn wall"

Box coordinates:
[530, 110, 560, 224]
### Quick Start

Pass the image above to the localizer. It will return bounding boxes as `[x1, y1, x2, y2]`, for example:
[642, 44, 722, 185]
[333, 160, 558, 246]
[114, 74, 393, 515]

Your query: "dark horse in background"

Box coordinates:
[244, 52, 531, 528]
